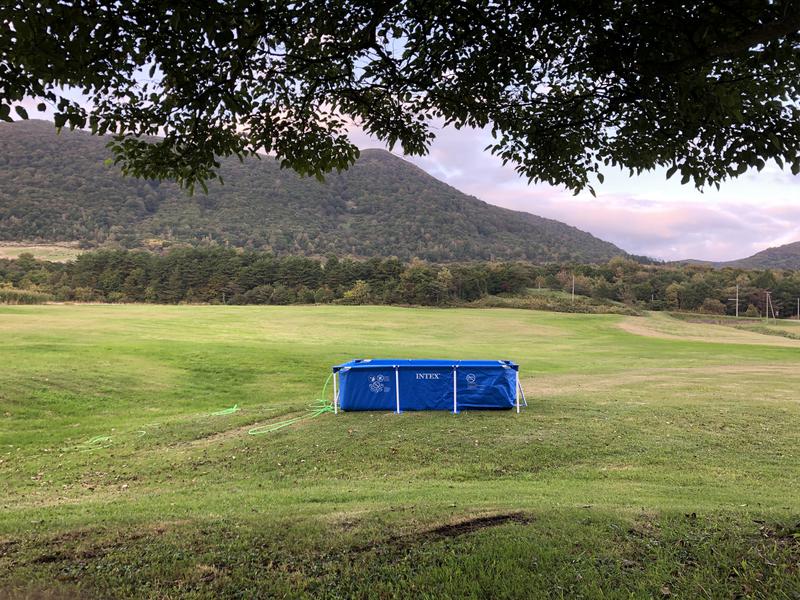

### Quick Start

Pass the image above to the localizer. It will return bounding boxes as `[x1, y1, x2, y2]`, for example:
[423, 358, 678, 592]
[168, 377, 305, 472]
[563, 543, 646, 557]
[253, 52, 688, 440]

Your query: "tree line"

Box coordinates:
[1, 248, 800, 318]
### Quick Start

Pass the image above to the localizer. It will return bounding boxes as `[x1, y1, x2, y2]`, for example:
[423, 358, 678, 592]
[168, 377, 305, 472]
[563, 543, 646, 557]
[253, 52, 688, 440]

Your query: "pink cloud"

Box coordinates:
[493, 195, 800, 261]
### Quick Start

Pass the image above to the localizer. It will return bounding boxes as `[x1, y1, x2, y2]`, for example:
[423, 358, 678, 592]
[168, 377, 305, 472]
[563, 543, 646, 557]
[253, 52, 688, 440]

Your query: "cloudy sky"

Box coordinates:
[348, 124, 800, 262]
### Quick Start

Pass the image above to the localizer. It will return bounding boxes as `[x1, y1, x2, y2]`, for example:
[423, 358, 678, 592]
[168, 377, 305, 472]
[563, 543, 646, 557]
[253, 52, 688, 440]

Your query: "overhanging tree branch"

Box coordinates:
[2, 0, 800, 194]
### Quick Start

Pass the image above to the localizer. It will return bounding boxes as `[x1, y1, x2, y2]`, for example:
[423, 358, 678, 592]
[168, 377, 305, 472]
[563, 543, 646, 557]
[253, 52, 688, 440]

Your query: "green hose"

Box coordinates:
[71, 403, 242, 452]
[70, 372, 332, 449]
[248, 372, 334, 435]
[77, 435, 114, 452]
[74, 430, 145, 452]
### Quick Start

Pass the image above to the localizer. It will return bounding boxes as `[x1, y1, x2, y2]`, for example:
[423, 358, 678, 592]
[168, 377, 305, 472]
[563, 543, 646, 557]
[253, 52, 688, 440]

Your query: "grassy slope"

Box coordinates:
[667, 311, 800, 342]
[0, 306, 798, 598]
[0, 244, 83, 262]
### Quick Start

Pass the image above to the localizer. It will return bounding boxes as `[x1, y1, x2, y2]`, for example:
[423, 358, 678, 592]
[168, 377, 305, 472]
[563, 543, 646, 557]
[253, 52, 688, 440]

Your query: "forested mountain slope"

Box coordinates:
[715, 242, 800, 270]
[0, 120, 627, 263]
[674, 242, 800, 270]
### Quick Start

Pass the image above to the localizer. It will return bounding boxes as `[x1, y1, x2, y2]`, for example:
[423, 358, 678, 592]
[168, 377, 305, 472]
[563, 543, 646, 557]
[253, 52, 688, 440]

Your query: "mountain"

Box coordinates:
[672, 242, 800, 270]
[0, 120, 627, 263]
[714, 242, 800, 270]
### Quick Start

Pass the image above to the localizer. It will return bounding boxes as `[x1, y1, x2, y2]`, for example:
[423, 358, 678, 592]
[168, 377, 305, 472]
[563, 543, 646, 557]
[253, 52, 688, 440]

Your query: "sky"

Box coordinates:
[347, 123, 800, 262]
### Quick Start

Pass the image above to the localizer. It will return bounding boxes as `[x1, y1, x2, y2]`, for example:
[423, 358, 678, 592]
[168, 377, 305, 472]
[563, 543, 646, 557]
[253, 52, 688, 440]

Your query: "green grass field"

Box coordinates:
[1, 305, 799, 598]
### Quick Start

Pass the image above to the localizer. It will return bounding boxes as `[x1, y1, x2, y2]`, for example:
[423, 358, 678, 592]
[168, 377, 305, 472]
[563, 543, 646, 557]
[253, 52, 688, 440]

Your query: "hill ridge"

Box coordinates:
[674, 241, 800, 270]
[0, 120, 627, 263]
[716, 241, 800, 269]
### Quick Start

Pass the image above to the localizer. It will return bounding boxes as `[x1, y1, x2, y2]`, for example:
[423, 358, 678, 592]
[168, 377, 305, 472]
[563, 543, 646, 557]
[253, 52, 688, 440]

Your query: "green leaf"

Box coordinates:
[14, 106, 28, 120]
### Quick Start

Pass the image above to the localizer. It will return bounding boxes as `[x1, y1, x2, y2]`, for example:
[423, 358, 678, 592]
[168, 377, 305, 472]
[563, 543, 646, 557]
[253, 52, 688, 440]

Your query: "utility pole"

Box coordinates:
[571, 274, 575, 303]
[765, 291, 770, 322]
[765, 291, 777, 322]
[727, 284, 740, 318]
[797, 297, 799, 320]
[765, 290, 769, 321]
[771, 294, 777, 321]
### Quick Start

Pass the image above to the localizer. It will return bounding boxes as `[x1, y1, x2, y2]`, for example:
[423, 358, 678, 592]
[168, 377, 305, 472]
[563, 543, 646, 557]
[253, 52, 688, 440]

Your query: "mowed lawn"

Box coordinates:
[0, 305, 799, 598]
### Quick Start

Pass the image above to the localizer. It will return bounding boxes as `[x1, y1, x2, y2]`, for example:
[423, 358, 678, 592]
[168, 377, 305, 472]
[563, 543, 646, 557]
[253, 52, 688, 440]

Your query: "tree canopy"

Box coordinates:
[3, 1, 800, 193]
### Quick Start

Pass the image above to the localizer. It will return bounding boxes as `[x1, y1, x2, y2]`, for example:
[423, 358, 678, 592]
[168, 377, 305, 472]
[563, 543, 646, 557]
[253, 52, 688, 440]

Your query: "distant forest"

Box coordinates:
[0, 121, 628, 263]
[2, 249, 799, 318]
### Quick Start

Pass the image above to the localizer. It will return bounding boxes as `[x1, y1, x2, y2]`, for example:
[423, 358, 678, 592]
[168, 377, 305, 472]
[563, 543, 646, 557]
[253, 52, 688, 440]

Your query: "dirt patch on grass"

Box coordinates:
[183, 409, 302, 448]
[185, 420, 270, 448]
[421, 513, 533, 540]
[325, 509, 374, 531]
[353, 512, 534, 553]
[15, 520, 194, 568]
[618, 314, 800, 347]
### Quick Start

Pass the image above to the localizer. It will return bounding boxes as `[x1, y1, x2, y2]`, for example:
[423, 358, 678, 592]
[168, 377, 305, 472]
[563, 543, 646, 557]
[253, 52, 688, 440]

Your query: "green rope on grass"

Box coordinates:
[248, 373, 334, 435]
[74, 429, 147, 452]
[72, 404, 242, 452]
[77, 435, 113, 452]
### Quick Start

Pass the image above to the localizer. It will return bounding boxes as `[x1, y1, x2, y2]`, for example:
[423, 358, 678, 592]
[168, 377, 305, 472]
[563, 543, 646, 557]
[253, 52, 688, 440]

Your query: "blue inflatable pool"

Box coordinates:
[332, 359, 524, 413]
